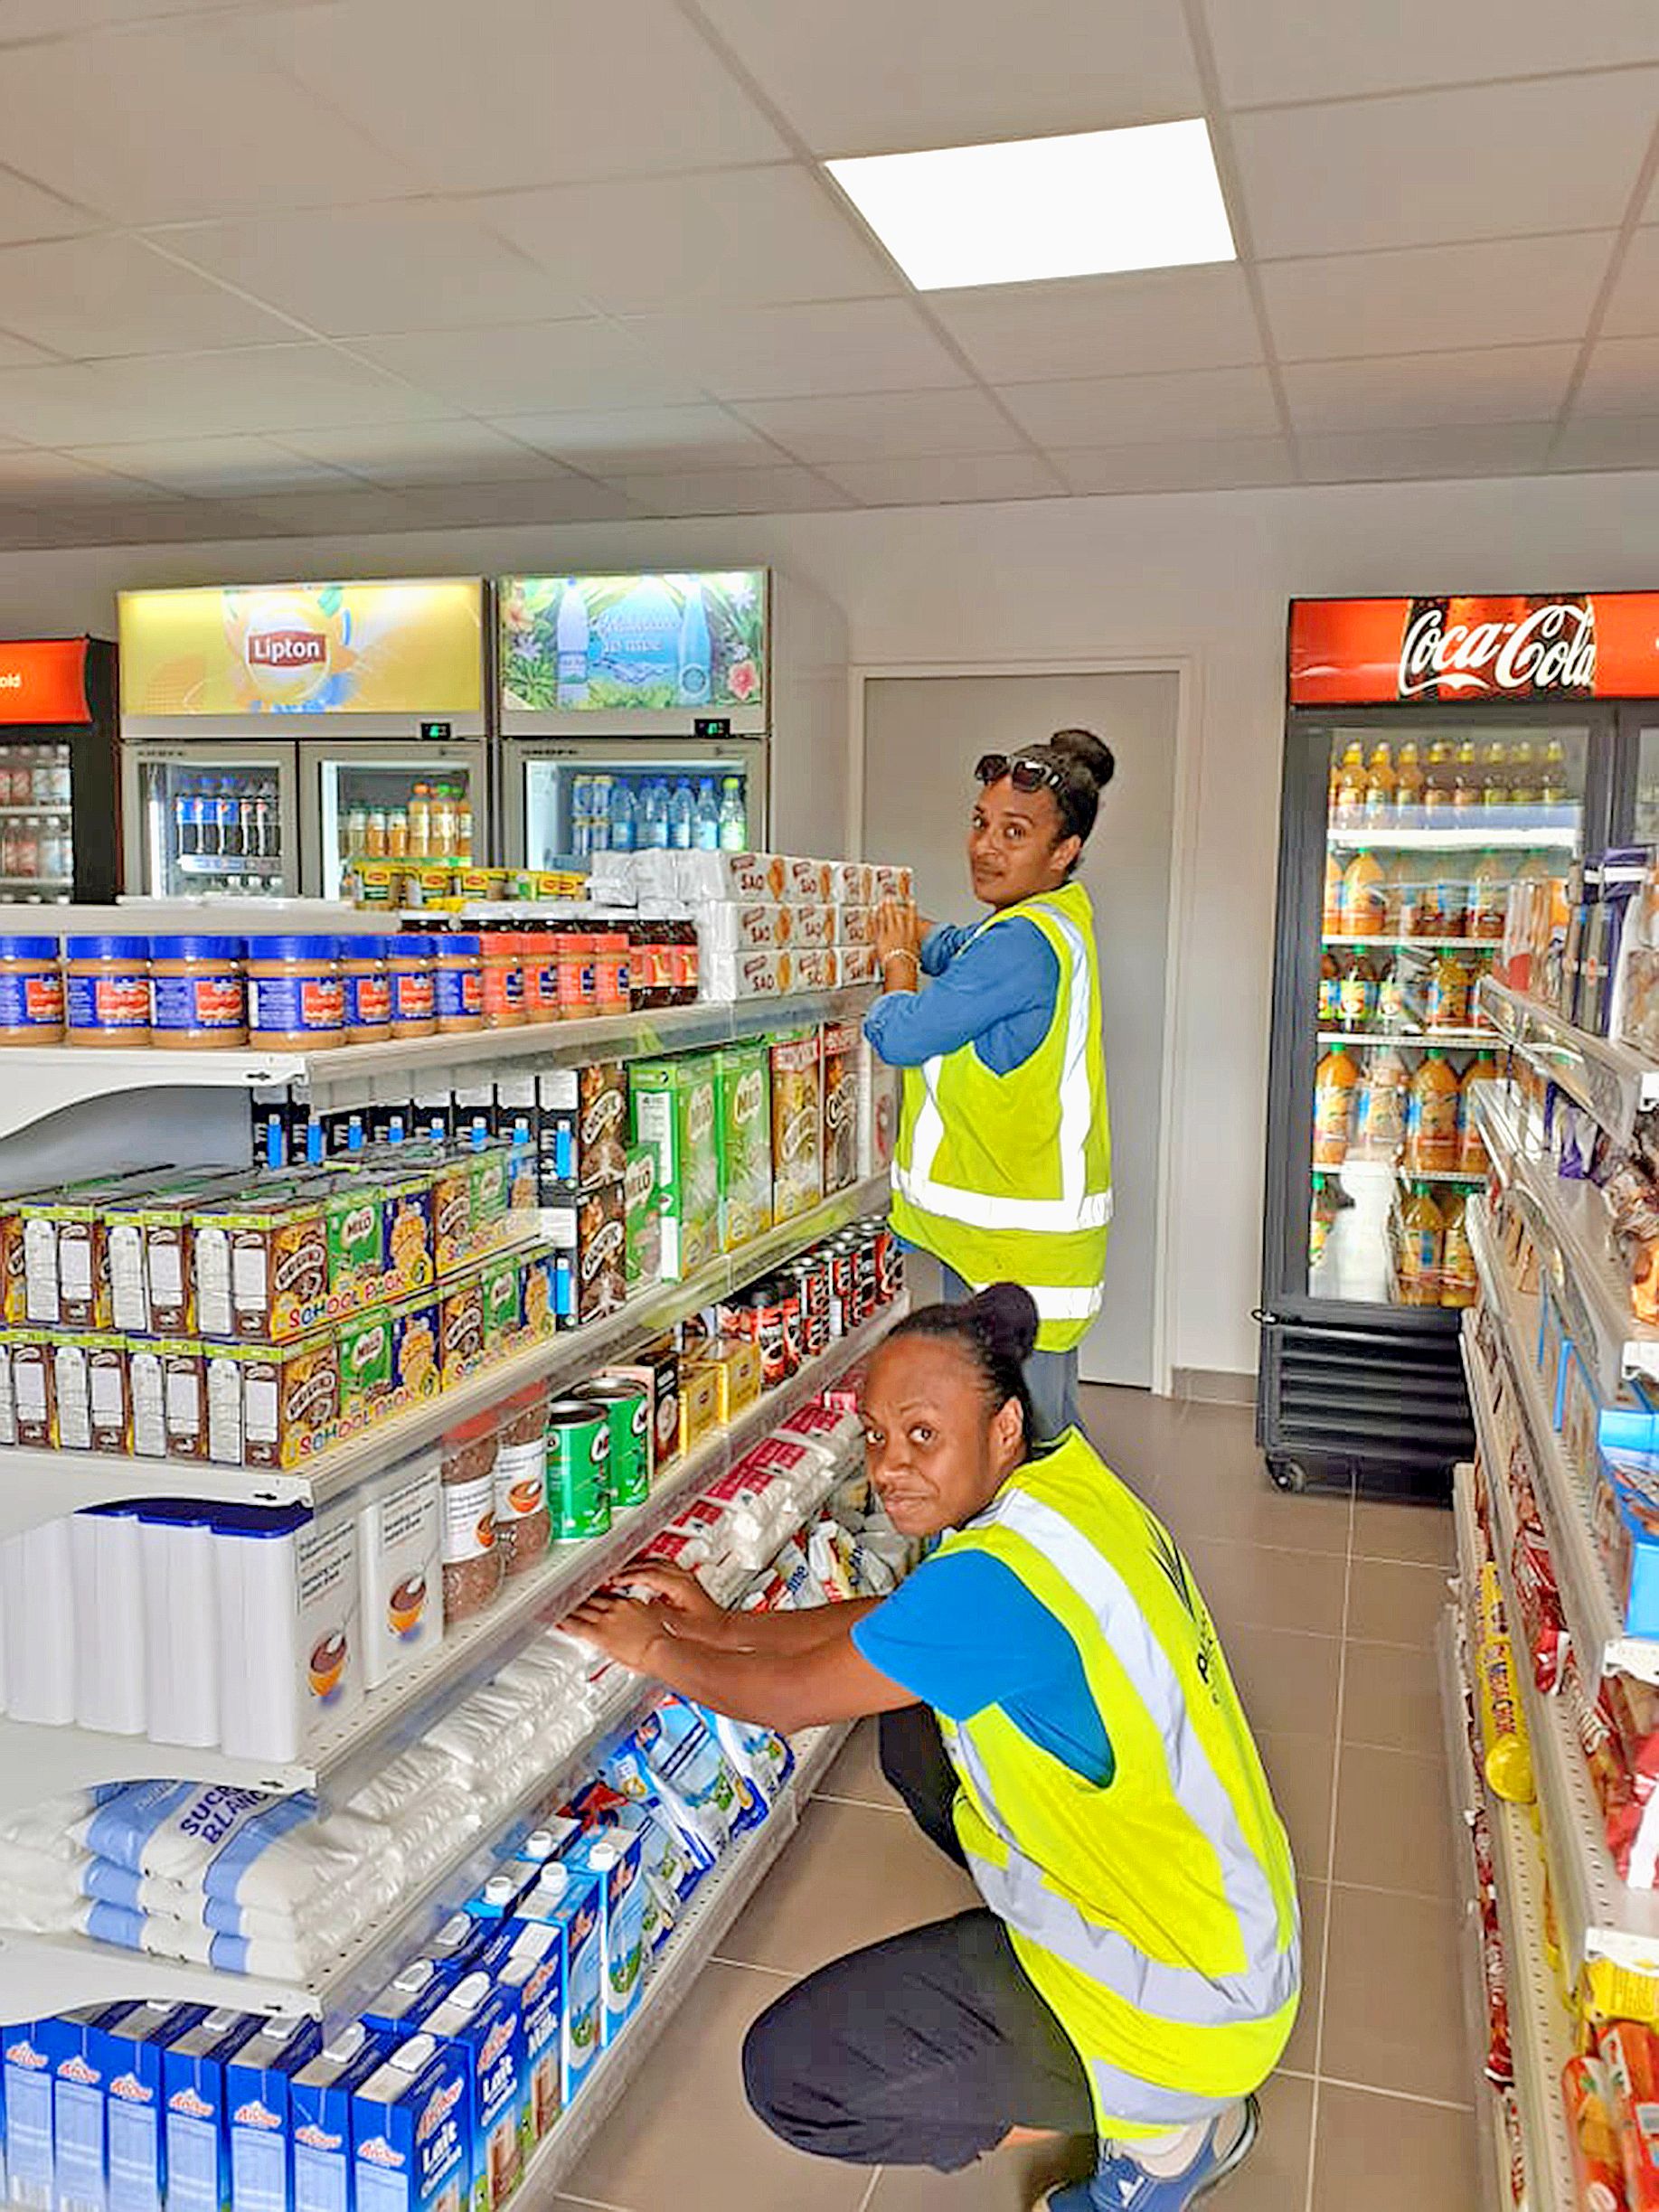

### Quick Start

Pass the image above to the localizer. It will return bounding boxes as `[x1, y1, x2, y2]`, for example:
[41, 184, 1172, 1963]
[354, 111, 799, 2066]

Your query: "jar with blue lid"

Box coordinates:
[149, 936, 247, 1048]
[246, 935, 345, 1047]
[340, 936, 392, 1044]
[0, 936, 63, 1041]
[389, 935, 438, 1038]
[66, 936, 151, 1048]
[435, 934, 485, 1033]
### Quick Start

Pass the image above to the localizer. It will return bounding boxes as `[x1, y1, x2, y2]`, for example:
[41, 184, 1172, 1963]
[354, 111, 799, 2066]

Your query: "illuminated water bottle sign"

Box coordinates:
[498, 571, 767, 713]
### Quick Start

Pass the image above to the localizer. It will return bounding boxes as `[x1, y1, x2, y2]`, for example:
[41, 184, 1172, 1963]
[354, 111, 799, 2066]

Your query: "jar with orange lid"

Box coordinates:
[480, 930, 526, 1026]
[556, 927, 598, 1021]
[434, 932, 485, 1033]
[0, 935, 64, 1042]
[339, 937, 391, 1044]
[389, 935, 438, 1039]
[66, 935, 152, 1047]
[149, 935, 247, 1047]
[519, 927, 560, 1023]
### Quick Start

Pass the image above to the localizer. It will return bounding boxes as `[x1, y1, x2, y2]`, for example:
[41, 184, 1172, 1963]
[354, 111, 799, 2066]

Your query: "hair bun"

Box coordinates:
[968, 1282, 1040, 1367]
[1050, 726, 1116, 792]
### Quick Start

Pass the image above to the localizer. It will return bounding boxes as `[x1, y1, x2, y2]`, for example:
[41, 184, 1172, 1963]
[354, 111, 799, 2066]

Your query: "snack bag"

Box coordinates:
[1599, 2023, 1659, 2212]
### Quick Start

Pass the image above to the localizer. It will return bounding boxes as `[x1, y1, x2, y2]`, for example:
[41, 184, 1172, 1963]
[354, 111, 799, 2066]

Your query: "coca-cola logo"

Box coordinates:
[247, 629, 326, 670]
[1398, 600, 1597, 699]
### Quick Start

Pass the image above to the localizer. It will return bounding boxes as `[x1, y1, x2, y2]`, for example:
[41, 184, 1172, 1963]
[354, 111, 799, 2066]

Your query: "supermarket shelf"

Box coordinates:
[0, 808, 70, 819]
[525, 1719, 850, 2195]
[1479, 975, 1659, 1144]
[0, 1300, 900, 1816]
[0, 987, 876, 1140]
[1317, 1026, 1492, 1047]
[1324, 935, 1494, 951]
[1437, 1599, 1510, 2212]
[1327, 824, 1579, 851]
[0, 1171, 894, 1538]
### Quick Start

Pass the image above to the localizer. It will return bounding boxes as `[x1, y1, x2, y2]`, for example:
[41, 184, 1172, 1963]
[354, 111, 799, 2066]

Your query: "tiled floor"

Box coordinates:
[552, 1390, 1475, 2212]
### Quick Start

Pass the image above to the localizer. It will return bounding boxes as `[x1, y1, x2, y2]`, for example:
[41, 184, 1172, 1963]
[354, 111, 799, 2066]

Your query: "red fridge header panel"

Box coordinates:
[1287, 594, 1659, 706]
[0, 637, 90, 726]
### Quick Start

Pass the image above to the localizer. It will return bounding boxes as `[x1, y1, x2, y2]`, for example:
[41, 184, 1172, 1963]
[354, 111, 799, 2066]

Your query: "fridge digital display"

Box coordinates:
[1311, 726, 1586, 1306]
[499, 572, 767, 715]
[524, 757, 751, 868]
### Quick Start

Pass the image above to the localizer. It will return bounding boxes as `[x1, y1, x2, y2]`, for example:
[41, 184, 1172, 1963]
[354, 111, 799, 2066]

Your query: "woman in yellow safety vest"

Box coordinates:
[868, 729, 1115, 1442]
[571, 1284, 1298, 2212]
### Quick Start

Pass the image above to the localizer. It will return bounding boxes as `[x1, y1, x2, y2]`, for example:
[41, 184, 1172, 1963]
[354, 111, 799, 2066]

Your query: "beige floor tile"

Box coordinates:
[1343, 1637, 1445, 1755]
[1077, 1383, 1186, 1494]
[1346, 1557, 1451, 1649]
[1353, 1498, 1456, 1568]
[1334, 1744, 1459, 1900]
[815, 1717, 908, 1814]
[1156, 1415, 1352, 1554]
[1211, 2069, 1315, 2212]
[1309, 2083, 1479, 2212]
[570, 1961, 874, 2212]
[1222, 1625, 1343, 1739]
[1257, 1729, 1336, 1882]
[1280, 1878, 1325, 2078]
[1320, 1886, 1474, 2104]
[720, 1795, 977, 1977]
[1182, 1536, 1347, 1639]
[864, 2135, 1089, 2209]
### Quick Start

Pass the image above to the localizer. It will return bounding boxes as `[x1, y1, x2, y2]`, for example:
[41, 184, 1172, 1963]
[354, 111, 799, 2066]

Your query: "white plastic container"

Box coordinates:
[356, 1457, 443, 1694]
[137, 1501, 220, 1750]
[214, 1500, 363, 1765]
[1, 1520, 75, 1725]
[69, 1506, 146, 1736]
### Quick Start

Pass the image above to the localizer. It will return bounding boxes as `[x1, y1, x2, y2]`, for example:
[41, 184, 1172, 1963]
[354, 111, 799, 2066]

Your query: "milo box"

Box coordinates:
[714, 1040, 773, 1254]
[624, 1144, 661, 1296]
[628, 1055, 719, 1281]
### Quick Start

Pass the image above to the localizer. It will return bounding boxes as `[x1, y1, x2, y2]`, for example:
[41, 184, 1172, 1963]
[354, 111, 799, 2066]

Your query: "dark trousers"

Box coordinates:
[742, 1707, 1095, 2171]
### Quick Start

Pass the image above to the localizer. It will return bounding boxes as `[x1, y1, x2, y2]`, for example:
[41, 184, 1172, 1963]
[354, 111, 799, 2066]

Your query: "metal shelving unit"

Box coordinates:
[1326, 826, 1579, 852]
[1479, 974, 1659, 1145]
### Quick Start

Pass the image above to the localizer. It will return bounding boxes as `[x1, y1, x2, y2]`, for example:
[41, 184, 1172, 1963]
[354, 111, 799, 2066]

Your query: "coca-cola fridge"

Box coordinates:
[1256, 590, 1659, 1500]
[0, 636, 120, 903]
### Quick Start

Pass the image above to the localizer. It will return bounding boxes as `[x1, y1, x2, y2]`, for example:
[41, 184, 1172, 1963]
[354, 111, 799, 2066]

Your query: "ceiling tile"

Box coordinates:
[997, 363, 1281, 445]
[0, 19, 419, 221]
[245, 0, 786, 193]
[65, 435, 362, 497]
[730, 387, 1024, 464]
[620, 298, 968, 400]
[692, 0, 1200, 155]
[275, 419, 573, 487]
[0, 234, 298, 357]
[1235, 72, 1659, 258]
[149, 203, 573, 338]
[1298, 421, 1557, 481]
[0, 449, 167, 503]
[1048, 435, 1295, 494]
[495, 404, 782, 475]
[819, 451, 1063, 505]
[1576, 334, 1659, 413]
[0, 166, 99, 244]
[595, 463, 852, 516]
[353, 318, 701, 415]
[929, 264, 1262, 382]
[1211, 0, 1659, 106]
[0, 0, 263, 39]
[395, 477, 638, 527]
[1262, 234, 1613, 359]
[1282, 344, 1579, 434]
[1552, 413, 1659, 468]
[481, 165, 899, 315]
[0, 330, 55, 370]
[232, 485, 429, 534]
[1598, 226, 1659, 336]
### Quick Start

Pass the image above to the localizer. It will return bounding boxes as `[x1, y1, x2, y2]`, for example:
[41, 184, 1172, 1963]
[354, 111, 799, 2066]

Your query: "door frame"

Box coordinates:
[846, 655, 1200, 1398]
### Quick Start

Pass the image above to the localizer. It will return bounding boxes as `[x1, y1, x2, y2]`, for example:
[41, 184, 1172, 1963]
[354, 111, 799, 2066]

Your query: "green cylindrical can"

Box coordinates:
[547, 1398, 611, 1540]
[582, 1378, 650, 1509]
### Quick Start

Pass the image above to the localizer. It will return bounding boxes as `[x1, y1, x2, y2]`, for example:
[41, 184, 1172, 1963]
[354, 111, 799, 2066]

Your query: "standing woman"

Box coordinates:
[867, 728, 1115, 1440]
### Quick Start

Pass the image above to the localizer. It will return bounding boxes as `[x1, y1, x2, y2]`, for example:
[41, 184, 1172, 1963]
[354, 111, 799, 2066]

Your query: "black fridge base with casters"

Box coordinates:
[1255, 1309, 1474, 1498]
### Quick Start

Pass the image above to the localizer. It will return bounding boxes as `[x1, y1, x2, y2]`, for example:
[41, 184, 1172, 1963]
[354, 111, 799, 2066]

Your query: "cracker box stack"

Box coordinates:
[655, 853, 911, 1002]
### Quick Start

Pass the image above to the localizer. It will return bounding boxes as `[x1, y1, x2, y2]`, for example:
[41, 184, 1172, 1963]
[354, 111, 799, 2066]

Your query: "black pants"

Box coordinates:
[742, 1707, 1095, 2171]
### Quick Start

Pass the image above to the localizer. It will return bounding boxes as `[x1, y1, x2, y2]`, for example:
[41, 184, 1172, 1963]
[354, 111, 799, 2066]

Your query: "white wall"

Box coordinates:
[5, 464, 1657, 1377]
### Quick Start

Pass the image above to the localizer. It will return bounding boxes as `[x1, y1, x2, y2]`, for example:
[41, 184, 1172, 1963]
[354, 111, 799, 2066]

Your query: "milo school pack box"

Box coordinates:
[714, 1040, 772, 1253]
[628, 1056, 719, 1281]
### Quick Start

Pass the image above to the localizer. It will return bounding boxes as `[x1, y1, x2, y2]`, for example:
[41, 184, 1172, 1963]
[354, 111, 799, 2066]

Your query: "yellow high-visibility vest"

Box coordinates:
[891, 881, 1111, 1351]
[935, 1428, 1301, 2137]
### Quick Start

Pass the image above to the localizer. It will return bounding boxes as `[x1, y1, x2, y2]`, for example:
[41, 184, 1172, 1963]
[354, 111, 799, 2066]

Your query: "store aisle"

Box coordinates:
[551, 1392, 1475, 2212]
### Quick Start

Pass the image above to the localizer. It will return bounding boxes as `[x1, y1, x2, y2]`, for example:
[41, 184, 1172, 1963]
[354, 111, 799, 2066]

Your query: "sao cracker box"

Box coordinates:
[769, 1029, 824, 1225]
[628, 1057, 719, 1281]
[714, 1041, 772, 1254]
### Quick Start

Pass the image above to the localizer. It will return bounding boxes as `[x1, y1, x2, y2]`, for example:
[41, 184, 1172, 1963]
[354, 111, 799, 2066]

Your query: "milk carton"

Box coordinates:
[43, 2013, 111, 2212]
[362, 1963, 457, 2040]
[411, 1974, 523, 2212]
[5, 2024, 55, 2212]
[225, 2017, 320, 2212]
[562, 1830, 646, 2047]
[288, 2027, 385, 2212]
[350, 2036, 471, 2212]
[163, 2010, 263, 2212]
[512, 1864, 602, 2108]
[490, 1927, 564, 2148]
[95, 2005, 199, 2212]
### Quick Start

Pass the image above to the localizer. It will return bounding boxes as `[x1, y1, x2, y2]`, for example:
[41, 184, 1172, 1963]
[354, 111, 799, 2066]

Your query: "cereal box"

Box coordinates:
[479, 1251, 521, 1358]
[624, 1146, 661, 1297]
[392, 1294, 441, 1406]
[629, 1058, 720, 1281]
[714, 1041, 773, 1254]
[129, 1341, 206, 1460]
[193, 1189, 328, 1343]
[440, 1275, 486, 1389]
[820, 1021, 862, 1196]
[51, 1332, 129, 1452]
[769, 1030, 824, 1223]
[339, 1305, 396, 1433]
[206, 1335, 340, 1469]
[576, 1181, 627, 1326]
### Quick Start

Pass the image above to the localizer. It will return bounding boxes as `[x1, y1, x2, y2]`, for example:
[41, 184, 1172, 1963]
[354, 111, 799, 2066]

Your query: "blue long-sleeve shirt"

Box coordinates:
[863, 918, 1060, 1074]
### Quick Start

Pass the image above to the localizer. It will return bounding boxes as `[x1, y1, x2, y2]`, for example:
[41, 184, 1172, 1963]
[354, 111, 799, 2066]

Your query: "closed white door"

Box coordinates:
[861, 673, 1179, 1389]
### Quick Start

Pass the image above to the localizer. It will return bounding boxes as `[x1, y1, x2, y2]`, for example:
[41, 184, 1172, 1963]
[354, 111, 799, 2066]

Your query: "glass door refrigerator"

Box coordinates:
[1259, 594, 1622, 1500]
[0, 636, 120, 903]
[118, 578, 486, 902]
[497, 571, 769, 866]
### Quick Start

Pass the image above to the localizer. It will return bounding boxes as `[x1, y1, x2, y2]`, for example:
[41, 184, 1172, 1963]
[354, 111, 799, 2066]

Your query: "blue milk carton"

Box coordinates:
[5, 2023, 55, 2212]
[562, 1830, 646, 2047]
[410, 1976, 523, 2212]
[95, 2005, 201, 2212]
[288, 2027, 386, 2212]
[350, 2038, 470, 2212]
[43, 2012, 114, 2212]
[225, 2018, 320, 2212]
[361, 1963, 457, 2042]
[512, 1865, 602, 2109]
[490, 1927, 563, 2152]
[163, 2010, 263, 2212]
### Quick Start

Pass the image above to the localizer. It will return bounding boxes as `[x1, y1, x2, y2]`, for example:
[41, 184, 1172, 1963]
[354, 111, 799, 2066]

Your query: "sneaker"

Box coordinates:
[1038, 2097, 1259, 2212]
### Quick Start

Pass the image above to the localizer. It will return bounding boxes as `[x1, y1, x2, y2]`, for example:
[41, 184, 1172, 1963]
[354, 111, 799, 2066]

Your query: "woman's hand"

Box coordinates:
[875, 899, 922, 991]
[565, 1589, 674, 1673]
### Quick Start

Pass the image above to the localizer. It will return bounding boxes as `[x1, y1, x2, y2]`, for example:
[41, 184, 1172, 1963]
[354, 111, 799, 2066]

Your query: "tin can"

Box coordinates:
[827, 1243, 858, 1335]
[547, 1398, 611, 1539]
[791, 1254, 832, 1358]
[870, 1222, 900, 1304]
[581, 1378, 649, 1510]
[751, 1280, 792, 1388]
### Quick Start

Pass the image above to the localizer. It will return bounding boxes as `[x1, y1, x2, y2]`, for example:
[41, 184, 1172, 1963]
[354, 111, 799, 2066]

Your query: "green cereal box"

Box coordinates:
[324, 1178, 385, 1310]
[714, 1041, 773, 1254]
[624, 1145, 661, 1296]
[480, 1248, 521, 1354]
[338, 1304, 395, 1432]
[629, 1056, 719, 1282]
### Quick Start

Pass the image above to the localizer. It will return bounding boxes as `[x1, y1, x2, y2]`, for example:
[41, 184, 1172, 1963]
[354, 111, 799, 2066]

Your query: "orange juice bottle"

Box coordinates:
[1482, 740, 1512, 807]
[1407, 1049, 1460, 1172]
[1440, 1193, 1476, 1308]
[1341, 850, 1386, 937]
[1399, 1183, 1445, 1305]
[1458, 1054, 1498, 1173]
[1318, 950, 1343, 1028]
[1423, 741, 1454, 814]
[1540, 737, 1568, 805]
[1466, 852, 1511, 942]
[1508, 739, 1538, 807]
[1324, 851, 1345, 936]
[1334, 740, 1366, 819]
[1310, 1176, 1340, 1268]
[1339, 952, 1380, 1032]
[1364, 741, 1396, 819]
[1395, 741, 1425, 812]
[1454, 741, 1481, 812]
[1427, 949, 1473, 1031]
[1354, 1045, 1409, 1157]
[1314, 1049, 1360, 1168]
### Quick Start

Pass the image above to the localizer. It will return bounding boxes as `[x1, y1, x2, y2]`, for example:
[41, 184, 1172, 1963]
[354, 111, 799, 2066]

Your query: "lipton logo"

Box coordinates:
[109, 2074, 152, 2104]
[480, 2020, 514, 2071]
[358, 2139, 404, 2170]
[234, 2100, 281, 2131]
[61, 2057, 100, 2086]
[732, 1069, 764, 1125]
[5, 2040, 47, 2070]
[169, 2088, 213, 2119]
[294, 2124, 342, 2151]
[247, 629, 326, 671]
[417, 2076, 464, 2143]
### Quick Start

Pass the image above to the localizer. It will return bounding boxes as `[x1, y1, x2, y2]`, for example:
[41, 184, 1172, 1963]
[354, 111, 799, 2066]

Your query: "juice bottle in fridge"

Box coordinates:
[1440, 1194, 1477, 1308]
[1341, 851, 1387, 936]
[1426, 950, 1473, 1031]
[1406, 1049, 1460, 1172]
[1314, 1049, 1360, 1168]
[1481, 740, 1512, 807]
[1453, 741, 1482, 812]
[457, 793, 473, 861]
[1466, 852, 1511, 941]
[1398, 1183, 1445, 1305]
[1458, 1054, 1498, 1173]
[1353, 1046, 1409, 1158]
[1310, 1176, 1341, 1268]
[1334, 740, 1365, 819]
[1540, 738, 1569, 805]
[1363, 742, 1396, 820]
[1395, 742, 1424, 812]
[1338, 952, 1380, 1032]
[1424, 740, 1454, 814]
[407, 784, 431, 859]
[1318, 950, 1343, 1028]
[1508, 739, 1538, 806]
[1324, 852, 1345, 936]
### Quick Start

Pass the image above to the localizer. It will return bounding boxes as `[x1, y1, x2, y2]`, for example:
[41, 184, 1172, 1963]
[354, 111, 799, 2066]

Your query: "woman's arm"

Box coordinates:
[863, 917, 1060, 1071]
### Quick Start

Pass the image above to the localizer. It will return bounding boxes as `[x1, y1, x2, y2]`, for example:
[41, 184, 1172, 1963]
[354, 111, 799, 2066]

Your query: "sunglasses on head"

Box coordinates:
[975, 751, 1065, 795]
